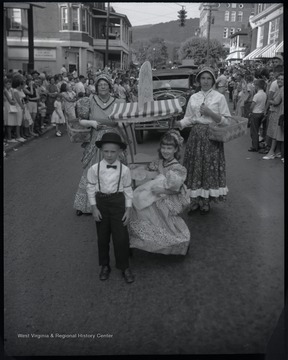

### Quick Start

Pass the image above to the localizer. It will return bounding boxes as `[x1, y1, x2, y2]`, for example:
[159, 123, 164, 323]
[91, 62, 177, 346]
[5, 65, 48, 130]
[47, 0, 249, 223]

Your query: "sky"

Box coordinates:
[111, 2, 201, 27]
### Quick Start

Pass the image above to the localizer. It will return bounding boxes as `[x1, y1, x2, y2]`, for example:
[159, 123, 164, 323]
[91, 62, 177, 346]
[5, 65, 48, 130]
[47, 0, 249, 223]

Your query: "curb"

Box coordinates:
[4, 125, 55, 154]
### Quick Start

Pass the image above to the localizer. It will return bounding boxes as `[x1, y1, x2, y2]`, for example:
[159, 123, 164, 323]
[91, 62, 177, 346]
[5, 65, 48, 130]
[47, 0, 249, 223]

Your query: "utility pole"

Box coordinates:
[203, 3, 218, 65]
[27, 4, 34, 72]
[105, 2, 110, 68]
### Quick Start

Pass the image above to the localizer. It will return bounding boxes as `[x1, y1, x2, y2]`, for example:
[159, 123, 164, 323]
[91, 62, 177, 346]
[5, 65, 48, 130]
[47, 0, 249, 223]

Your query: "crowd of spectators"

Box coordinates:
[3, 55, 284, 162]
[3, 66, 139, 153]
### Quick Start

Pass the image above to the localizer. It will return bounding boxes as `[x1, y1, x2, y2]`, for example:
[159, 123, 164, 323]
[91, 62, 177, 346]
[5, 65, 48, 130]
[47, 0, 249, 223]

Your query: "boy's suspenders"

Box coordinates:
[97, 161, 123, 194]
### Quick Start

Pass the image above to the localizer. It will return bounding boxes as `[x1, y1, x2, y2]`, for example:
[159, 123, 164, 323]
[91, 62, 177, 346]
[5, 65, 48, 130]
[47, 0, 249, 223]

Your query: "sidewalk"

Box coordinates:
[4, 124, 55, 155]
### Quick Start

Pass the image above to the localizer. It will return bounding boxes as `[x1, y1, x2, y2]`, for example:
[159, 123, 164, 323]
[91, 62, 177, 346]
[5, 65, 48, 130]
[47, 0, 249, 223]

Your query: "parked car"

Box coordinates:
[134, 68, 197, 143]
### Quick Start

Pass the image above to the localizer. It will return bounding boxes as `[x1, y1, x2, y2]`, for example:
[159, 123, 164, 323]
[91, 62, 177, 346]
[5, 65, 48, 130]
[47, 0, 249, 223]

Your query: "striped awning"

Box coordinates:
[109, 99, 183, 122]
[275, 41, 283, 53]
[256, 43, 278, 59]
[243, 47, 264, 61]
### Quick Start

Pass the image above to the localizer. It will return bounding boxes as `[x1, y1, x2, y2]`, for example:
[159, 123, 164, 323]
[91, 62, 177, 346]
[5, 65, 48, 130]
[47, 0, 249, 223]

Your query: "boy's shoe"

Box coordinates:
[99, 265, 111, 281]
[275, 152, 282, 158]
[122, 268, 135, 284]
[56, 131, 62, 137]
[7, 139, 18, 143]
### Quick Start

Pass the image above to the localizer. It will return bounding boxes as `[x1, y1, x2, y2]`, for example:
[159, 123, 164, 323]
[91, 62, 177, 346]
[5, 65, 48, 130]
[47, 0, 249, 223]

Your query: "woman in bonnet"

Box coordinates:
[73, 73, 127, 216]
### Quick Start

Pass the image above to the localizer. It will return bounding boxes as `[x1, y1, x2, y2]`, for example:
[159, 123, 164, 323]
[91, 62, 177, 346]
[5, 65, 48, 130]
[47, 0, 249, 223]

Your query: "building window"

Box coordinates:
[239, 4, 244, 8]
[230, 28, 235, 36]
[231, 3, 237, 8]
[60, 7, 69, 30]
[231, 11, 236, 22]
[82, 9, 87, 32]
[257, 25, 264, 48]
[224, 11, 230, 21]
[237, 28, 242, 32]
[268, 17, 280, 44]
[72, 6, 80, 31]
[226, 3, 230, 8]
[257, 4, 263, 14]
[237, 11, 243, 22]
[10, 8, 22, 30]
[223, 27, 228, 38]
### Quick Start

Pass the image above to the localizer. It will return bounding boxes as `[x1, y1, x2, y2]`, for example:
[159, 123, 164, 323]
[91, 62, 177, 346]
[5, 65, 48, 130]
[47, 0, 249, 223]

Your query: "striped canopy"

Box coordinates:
[275, 41, 283, 53]
[109, 99, 183, 122]
[256, 43, 278, 59]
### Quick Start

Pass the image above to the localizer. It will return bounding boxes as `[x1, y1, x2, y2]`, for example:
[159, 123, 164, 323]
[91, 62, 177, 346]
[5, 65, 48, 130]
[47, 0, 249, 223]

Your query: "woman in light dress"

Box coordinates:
[73, 73, 127, 215]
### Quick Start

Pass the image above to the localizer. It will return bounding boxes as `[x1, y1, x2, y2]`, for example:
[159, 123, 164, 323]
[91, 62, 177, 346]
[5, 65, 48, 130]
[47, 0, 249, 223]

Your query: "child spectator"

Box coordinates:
[86, 132, 134, 284]
[23, 97, 34, 138]
[38, 94, 47, 130]
[51, 93, 65, 137]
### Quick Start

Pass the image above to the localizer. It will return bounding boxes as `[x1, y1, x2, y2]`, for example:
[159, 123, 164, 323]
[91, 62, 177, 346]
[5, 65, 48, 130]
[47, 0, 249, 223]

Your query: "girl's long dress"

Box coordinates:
[73, 95, 127, 213]
[129, 160, 190, 255]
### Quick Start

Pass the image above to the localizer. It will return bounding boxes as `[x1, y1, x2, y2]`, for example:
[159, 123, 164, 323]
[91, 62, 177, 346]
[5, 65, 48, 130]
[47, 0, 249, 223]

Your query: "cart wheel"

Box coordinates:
[135, 130, 144, 144]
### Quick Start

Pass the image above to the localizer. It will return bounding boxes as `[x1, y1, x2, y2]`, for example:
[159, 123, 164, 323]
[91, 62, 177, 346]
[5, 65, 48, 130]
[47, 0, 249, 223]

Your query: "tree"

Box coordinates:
[131, 37, 168, 68]
[178, 37, 227, 66]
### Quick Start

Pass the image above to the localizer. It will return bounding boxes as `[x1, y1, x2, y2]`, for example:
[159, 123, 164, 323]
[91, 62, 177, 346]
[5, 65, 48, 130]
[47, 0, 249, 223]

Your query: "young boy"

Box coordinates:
[86, 132, 134, 284]
[248, 79, 267, 152]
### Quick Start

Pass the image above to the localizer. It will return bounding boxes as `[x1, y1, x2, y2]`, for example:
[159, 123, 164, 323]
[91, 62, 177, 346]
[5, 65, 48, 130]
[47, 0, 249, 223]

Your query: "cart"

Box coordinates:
[109, 98, 183, 187]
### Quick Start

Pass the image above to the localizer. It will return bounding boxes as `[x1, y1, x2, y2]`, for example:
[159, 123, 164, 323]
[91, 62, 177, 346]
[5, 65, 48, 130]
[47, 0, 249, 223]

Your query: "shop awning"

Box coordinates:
[275, 41, 283, 53]
[109, 99, 183, 122]
[256, 43, 278, 59]
[243, 47, 264, 61]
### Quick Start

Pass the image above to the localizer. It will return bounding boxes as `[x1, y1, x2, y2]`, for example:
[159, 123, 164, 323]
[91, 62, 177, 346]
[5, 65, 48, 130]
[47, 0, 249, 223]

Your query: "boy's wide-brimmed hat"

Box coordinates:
[96, 132, 127, 150]
[196, 66, 216, 84]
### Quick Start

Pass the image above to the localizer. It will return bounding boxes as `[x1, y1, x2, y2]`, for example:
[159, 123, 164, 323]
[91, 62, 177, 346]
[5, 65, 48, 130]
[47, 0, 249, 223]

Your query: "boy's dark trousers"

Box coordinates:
[250, 112, 264, 150]
[95, 192, 130, 271]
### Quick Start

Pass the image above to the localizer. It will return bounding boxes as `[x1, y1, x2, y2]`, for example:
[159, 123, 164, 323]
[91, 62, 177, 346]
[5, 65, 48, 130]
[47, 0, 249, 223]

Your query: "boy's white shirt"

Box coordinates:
[86, 159, 133, 207]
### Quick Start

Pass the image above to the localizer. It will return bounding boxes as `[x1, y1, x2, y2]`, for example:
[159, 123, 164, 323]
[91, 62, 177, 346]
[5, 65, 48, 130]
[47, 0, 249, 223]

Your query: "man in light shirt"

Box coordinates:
[74, 75, 86, 96]
[248, 79, 267, 152]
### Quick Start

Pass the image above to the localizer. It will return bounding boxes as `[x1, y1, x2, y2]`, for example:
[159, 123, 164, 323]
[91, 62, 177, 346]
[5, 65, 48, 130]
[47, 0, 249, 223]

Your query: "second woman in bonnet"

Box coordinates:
[73, 73, 128, 216]
[176, 66, 231, 215]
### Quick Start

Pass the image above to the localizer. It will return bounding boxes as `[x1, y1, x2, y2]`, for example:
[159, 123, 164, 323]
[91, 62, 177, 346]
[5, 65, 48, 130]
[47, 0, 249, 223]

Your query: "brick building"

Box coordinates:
[3, 2, 132, 75]
[199, 2, 255, 48]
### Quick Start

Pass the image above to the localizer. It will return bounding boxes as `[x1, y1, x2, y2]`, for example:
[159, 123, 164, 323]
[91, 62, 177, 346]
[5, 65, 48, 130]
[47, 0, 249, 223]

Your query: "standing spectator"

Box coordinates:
[60, 64, 67, 74]
[235, 72, 247, 117]
[263, 73, 284, 160]
[117, 80, 127, 101]
[11, 77, 27, 142]
[175, 67, 231, 214]
[26, 78, 40, 136]
[228, 76, 235, 102]
[51, 93, 65, 137]
[60, 82, 77, 120]
[3, 78, 18, 143]
[86, 78, 96, 96]
[74, 75, 86, 96]
[243, 74, 255, 118]
[46, 76, 59, 125]
[215, 68, 228, 95]
[38, 94, 47, 130]
[248, 79, 267, 152]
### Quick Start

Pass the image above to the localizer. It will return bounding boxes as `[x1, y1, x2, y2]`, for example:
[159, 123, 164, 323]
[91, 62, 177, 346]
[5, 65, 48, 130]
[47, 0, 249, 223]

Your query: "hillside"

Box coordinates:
[132, 18, 200, 58]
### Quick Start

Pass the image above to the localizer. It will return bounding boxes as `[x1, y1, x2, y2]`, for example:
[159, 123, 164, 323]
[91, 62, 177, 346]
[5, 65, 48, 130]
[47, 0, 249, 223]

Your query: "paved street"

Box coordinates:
[4, 121, 284, 356]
